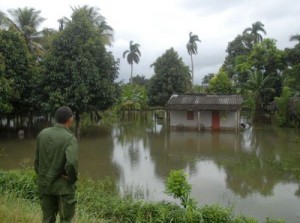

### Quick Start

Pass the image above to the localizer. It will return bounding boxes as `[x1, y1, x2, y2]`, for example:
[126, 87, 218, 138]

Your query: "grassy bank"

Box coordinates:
[0, 192, 40, 223]
[0, 169, 284, 223]
[0, 192, 107, 223]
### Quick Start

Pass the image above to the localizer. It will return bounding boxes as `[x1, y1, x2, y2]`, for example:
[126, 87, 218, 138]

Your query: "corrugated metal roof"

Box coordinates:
[165, 94, 243, 111]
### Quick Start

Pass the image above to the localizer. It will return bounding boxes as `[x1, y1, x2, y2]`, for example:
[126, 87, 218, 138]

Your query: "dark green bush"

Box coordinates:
[0, 169, 38, 202]
[201, 204, 233, 223]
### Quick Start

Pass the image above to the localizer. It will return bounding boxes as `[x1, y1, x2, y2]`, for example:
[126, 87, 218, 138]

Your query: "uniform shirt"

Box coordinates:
[34, 124, 78, 195]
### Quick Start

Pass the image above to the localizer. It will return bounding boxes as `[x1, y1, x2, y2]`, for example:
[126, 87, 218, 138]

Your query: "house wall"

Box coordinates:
[199, 111, 211, 129]
[169, 110, 238, 131]
[169, 111, 197, 128]
[220, 111, 237, 129]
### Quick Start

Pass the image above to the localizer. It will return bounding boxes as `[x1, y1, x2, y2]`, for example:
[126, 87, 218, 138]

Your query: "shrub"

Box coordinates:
[201, 204, 233, 223]
[0, 169, 38, 202]
[165, 169, 197, 209]
[274, 87, 292, 127]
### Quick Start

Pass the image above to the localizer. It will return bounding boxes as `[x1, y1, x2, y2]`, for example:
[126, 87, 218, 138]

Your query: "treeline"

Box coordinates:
[0, 6, 299, 130]
[217, 21, 300, 126]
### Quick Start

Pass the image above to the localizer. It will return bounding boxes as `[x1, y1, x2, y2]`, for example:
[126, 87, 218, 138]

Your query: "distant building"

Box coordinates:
[165, 94, 243, 131]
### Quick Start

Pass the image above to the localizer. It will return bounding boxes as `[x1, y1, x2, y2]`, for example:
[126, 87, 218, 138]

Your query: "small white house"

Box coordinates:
[165, 94, 243, 131]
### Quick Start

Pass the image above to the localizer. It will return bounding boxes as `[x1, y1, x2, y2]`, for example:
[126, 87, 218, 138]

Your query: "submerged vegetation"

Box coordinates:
[0, 169, 285, 223]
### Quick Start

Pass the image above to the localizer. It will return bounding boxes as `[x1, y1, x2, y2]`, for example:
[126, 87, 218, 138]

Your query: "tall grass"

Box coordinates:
[0, 169, 285, 223]
[0, 192, 41, 223]
[0, 192, 108, 223]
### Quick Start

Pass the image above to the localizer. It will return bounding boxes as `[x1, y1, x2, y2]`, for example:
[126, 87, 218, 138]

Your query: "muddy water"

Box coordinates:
[1, 120, 300, 222]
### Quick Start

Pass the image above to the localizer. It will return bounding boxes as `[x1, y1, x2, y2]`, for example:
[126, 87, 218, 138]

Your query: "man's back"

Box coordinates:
[34, 124, 78, 195]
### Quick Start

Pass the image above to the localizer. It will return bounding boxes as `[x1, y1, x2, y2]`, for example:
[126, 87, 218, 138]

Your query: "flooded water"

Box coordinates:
[1, 118, 300, 222]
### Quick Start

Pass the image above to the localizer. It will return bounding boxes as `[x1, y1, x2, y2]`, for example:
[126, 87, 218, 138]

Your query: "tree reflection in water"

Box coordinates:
[1, 119, 300, 222]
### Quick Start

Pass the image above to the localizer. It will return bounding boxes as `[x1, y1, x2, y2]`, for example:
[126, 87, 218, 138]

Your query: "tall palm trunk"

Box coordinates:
[190, 54, 194, 84]
[130, 63, 133, 84]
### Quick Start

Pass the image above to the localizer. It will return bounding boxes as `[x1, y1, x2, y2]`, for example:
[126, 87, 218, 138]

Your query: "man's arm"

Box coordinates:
[64, 136, 78, 183]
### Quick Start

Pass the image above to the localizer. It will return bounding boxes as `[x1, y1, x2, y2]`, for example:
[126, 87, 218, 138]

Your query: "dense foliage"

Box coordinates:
[148, 48, 191, 106]
[118, 84, 148, 111]
[208, 69, 234, 94]
[41, 8, 119, 114]
[283, 36, 300, 96]
[0, 29, 38, 116]
[221, 23, 297, 124]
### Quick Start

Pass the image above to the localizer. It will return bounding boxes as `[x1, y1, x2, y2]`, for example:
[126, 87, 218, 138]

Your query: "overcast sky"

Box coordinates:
[1, 0, 300, 84]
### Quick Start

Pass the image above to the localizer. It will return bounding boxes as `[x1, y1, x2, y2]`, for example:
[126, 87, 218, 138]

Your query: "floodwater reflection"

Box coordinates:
[1, 120, 300, 222]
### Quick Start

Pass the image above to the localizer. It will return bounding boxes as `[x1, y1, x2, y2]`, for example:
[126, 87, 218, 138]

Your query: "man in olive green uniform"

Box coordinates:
[34, 106, 78, 223]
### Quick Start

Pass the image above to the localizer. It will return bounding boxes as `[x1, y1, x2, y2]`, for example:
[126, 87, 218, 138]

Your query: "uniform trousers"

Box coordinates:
[41, 193, 76, 223]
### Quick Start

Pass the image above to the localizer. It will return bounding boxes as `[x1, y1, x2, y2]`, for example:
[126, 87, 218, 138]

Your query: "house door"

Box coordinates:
[212, 110, 220, 130]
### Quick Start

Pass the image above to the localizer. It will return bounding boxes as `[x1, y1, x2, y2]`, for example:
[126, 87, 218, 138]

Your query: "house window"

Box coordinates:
[187, 111, 194, 120]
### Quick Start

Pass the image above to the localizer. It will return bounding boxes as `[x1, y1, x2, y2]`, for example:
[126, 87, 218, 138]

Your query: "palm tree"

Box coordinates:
[0, 11, 9, 28]
[98, 20, 114, 46]
[39, 28, 57, 50]
[290, 34, 300, 43]
[243, 70, 274, 120]
[70, 5, 114, 45]
[243, 21, 266, 43]
[123, 41, 141, 84]
[7, 7, 45, 57]
[186, 32, 201, 84]
[57, 17, 69, 31]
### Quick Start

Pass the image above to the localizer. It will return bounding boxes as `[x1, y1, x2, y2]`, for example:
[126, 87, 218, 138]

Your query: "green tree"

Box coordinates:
[190, 84, 205, 93]
[68, 5, 114, 46]
[0, 11, 9, 28]
[38, 28, 57, 51]
[131, 75, 149, 87]
[201, 73, 215, 85]
[283, 34, 300, 95]
[41, 7, 119, 137]
[148, 48, 191, 106]
[123, 41, 141, 84]
[186, 32, 201, 84]
[283, 64, 300, 95]
[234, 39, 285, 101]
[98, 20, 114, 46]
[0, 29, 38, 117]
[57, 17, 68, 31]
[232, 54, 252, 87]
[119, 84, 148, 111]
[274, 87, 292, 127]
[248, 39, 285, 98]
[289, 34, 300, 43]
[208, 69, 234, 94]
[243, 70, 275, 120]
[222, 34, 253, 80]
[0, 54, 13, 113]
[243, 21, 267, 43]
[6, 7, 46, 57]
